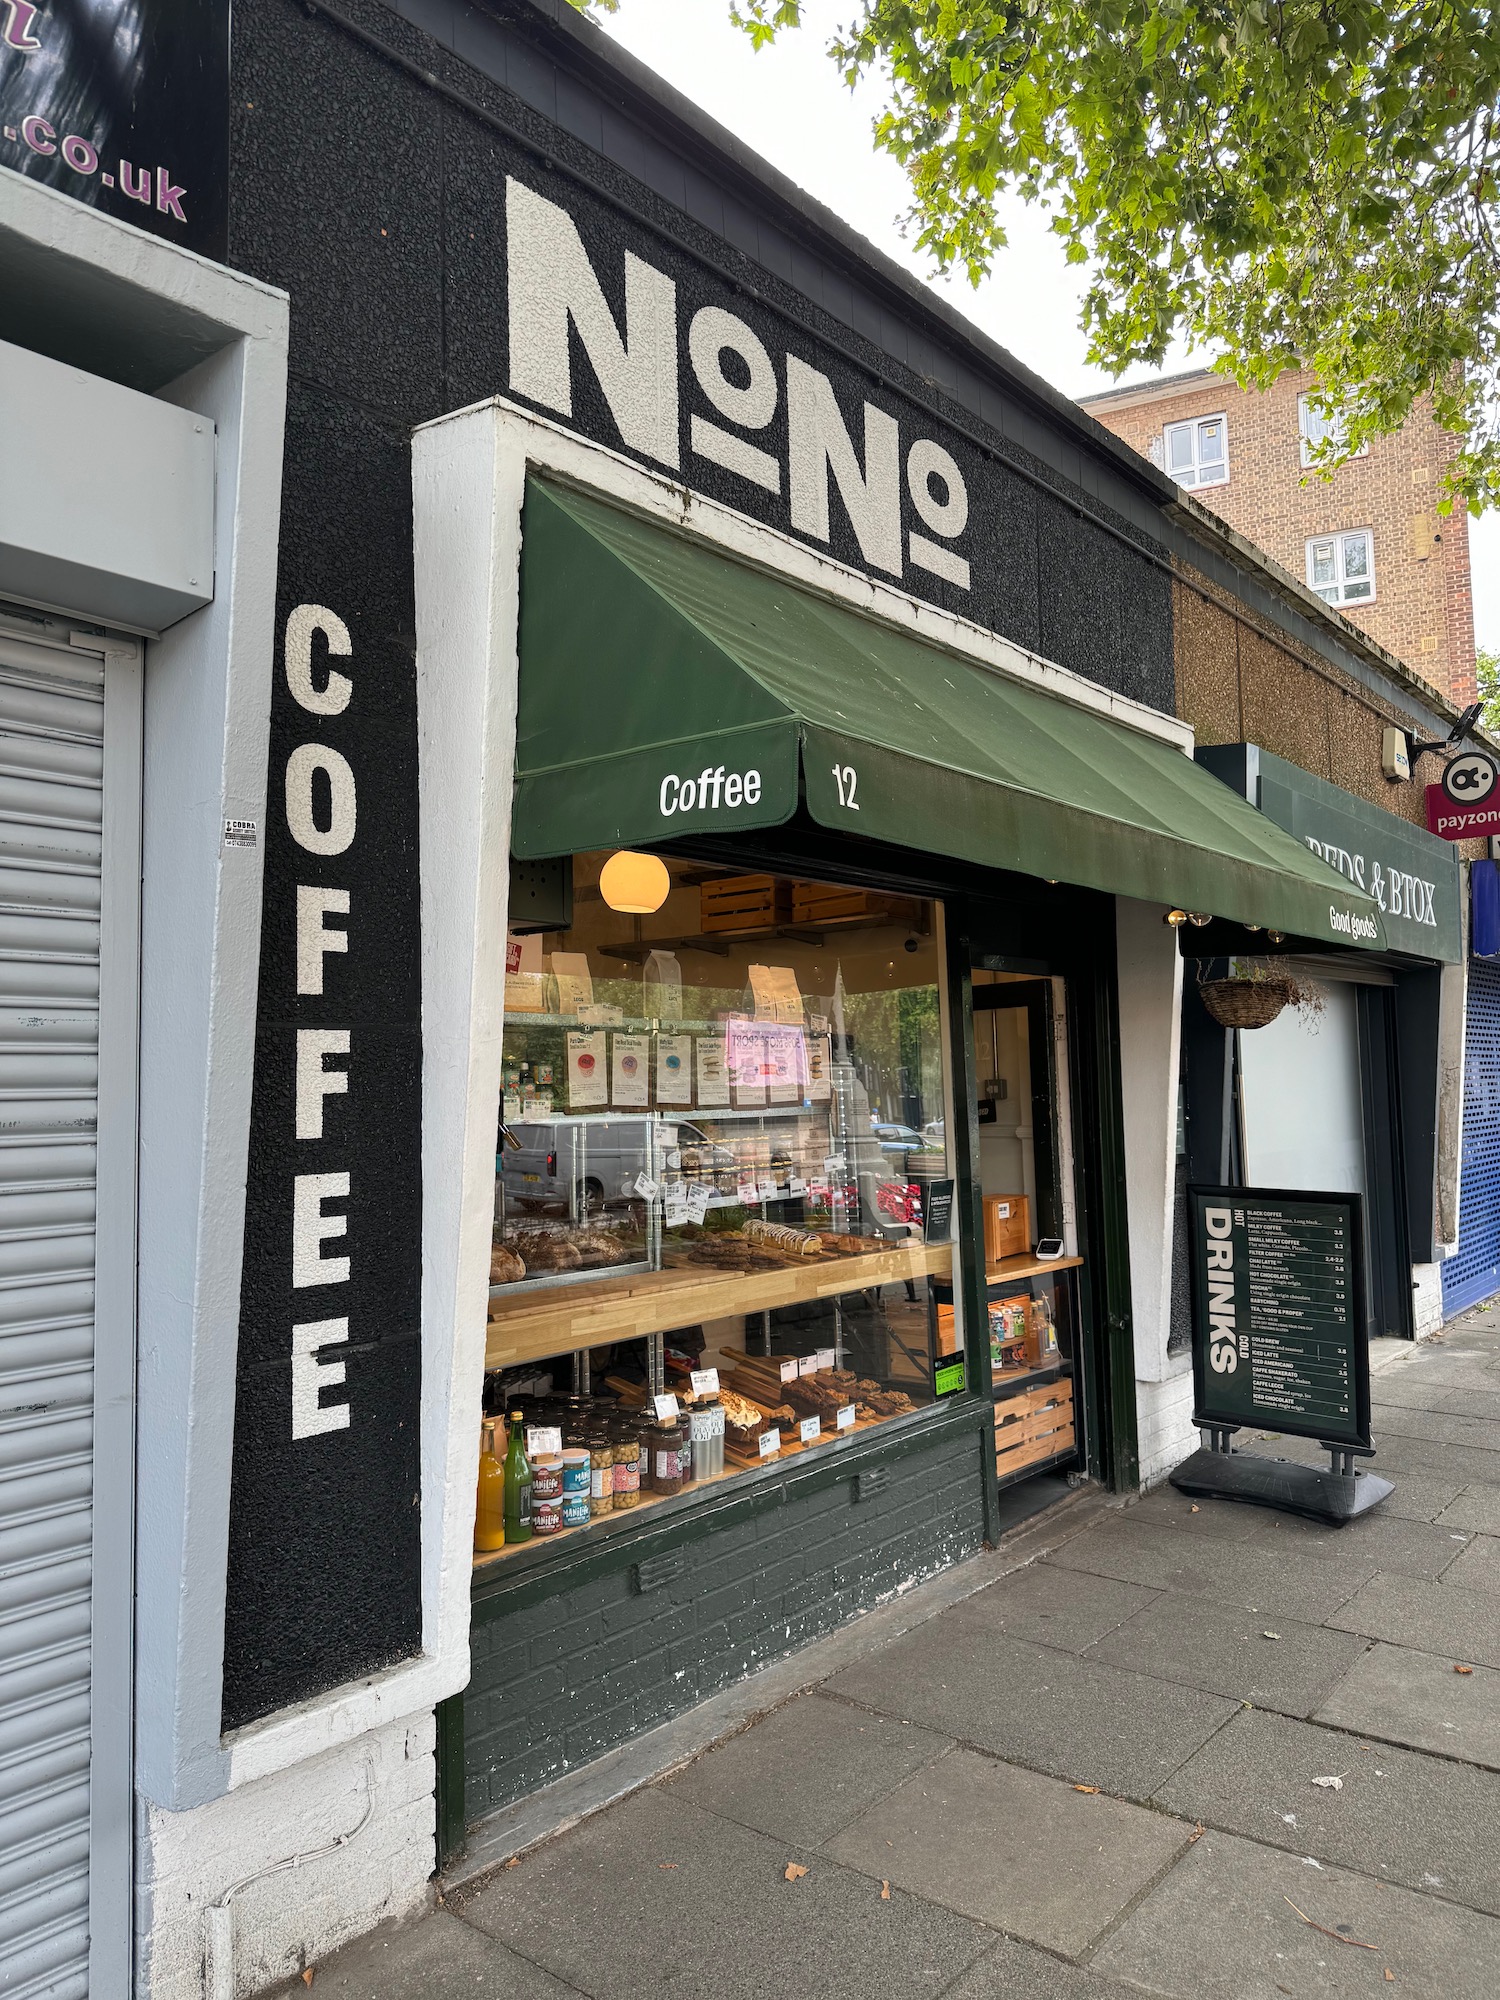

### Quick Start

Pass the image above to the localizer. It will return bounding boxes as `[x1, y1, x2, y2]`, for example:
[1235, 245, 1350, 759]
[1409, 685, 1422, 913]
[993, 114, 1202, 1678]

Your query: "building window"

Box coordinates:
[1307, 529, 1376, 606]
[1299, 394, 1368, 468]
[1162, 414, 1228, 488]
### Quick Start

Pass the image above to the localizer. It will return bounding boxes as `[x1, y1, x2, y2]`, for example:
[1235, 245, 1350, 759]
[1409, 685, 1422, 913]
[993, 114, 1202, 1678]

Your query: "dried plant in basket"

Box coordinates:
[1195, 957, 1326, 1032]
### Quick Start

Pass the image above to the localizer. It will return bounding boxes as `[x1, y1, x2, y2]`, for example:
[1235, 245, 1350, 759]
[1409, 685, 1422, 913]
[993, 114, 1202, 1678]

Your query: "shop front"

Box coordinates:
[1187, 745, 1463, 1339]
[415, 421, 1395, 1857]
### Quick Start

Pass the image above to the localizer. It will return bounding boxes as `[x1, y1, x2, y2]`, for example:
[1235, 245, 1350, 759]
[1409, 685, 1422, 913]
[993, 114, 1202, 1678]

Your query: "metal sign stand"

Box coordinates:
[1171, 1423, 1393, 1525]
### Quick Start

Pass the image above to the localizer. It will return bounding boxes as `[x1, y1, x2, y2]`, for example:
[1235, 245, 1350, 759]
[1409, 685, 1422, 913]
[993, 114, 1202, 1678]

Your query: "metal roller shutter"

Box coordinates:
[0, 632, 107, 1999]
[1444, 961, 1500, 1318]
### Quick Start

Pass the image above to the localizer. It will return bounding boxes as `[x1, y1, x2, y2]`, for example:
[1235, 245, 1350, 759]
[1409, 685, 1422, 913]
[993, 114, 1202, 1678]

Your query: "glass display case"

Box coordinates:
[477, 853, 964, 1563]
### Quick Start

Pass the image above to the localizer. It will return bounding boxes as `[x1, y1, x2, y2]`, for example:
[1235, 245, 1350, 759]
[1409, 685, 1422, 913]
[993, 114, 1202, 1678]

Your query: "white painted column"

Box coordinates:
[1114, 897, 1195, 1483]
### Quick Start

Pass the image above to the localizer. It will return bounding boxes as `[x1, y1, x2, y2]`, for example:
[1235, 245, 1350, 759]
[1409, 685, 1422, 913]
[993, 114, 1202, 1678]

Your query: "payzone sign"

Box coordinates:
[0, 0, 227, 258]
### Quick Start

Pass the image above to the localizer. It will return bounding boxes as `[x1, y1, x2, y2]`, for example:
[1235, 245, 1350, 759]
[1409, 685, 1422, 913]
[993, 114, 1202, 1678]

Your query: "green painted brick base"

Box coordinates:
[460, 1410, 989, 1827]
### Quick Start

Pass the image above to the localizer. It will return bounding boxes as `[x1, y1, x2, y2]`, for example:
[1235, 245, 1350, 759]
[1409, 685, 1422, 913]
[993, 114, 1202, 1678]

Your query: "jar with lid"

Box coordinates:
[610, 1427, 641, 1508]
[649, 1417, 688, 1496]
[586, 1428, 615, 1517]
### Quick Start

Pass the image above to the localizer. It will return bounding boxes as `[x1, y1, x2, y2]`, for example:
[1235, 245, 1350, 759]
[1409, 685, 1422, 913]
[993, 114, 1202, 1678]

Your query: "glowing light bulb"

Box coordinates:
[599, 850, 670, 914]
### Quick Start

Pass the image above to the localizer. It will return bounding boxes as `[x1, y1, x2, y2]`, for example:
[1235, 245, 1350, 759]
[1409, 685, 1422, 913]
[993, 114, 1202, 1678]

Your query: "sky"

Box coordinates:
[602, 0, 1499, 662]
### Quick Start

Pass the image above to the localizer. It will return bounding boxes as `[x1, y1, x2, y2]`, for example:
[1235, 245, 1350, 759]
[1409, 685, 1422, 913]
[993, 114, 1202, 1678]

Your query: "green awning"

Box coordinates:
[513, 479, 1387, 952]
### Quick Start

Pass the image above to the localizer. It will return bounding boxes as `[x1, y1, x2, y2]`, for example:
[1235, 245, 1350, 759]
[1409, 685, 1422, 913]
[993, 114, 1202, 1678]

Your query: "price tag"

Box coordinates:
[634, 1172, 660, 1200]
[799, 1415, 821, 1444]
[779, 1357, 798, 1384]
[653, 1392, 679, 1422]
[824, 1155, 847, 1177]
[757, 1180, 778, 1203]
[809, 1180, 829, 1203]
[816, 1347, 836, 1372]
[836, 1404, 856, 1432]
[758, 1428, 781, 1459]
[797, 1354, 819, 1377]
[788, 1177, 808, 1196]
[525, 1424, 562, 1457]
[690, 1367, 720, 1397]
[663, 1194, 689, 1227]
[686, 1182, 713, 1225]
[737, 1179, 760, 1205]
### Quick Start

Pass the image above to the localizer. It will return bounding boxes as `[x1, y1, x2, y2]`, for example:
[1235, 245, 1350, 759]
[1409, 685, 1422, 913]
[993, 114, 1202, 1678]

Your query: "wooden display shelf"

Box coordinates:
[994, 1377, 1075, 1480]
[985, 1253, 1083, 1287]
[471, 1404, 909, 1569]
[486, 1240, 954, 1372]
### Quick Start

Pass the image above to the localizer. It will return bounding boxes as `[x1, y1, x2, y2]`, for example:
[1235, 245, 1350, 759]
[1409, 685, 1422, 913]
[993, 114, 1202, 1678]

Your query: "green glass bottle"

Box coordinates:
[502, 1408, 533, 1544]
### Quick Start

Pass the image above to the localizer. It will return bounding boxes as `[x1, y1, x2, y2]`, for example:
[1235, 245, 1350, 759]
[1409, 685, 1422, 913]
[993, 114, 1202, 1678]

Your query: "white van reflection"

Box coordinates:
[499, 1116, 733, 1215]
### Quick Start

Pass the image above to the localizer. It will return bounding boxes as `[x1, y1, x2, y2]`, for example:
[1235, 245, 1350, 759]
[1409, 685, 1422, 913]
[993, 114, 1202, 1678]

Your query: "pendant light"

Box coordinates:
[599, 849, 670, 914]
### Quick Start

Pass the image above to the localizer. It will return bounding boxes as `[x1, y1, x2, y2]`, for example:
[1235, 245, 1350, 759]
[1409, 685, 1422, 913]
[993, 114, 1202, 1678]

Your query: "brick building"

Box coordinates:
[1082, 368, 1477, 708]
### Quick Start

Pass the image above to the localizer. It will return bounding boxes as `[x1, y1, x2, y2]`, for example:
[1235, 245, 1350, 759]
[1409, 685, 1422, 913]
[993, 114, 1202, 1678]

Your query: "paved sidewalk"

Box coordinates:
[282, 1308, 1500, 1998]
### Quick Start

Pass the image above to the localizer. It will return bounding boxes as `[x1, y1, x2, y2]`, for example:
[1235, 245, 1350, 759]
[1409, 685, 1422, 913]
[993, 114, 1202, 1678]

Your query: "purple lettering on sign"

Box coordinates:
[20, 113, 54, 155]
[156, 164, 186, 221]
[1, 0, 42, 53]
[118, 158, 150, 203]
[61, 133, 97, 175]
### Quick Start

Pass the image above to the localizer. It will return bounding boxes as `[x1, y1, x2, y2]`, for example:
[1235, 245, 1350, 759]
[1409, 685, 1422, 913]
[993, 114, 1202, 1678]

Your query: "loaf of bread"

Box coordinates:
[490, 1245, 527, 1285]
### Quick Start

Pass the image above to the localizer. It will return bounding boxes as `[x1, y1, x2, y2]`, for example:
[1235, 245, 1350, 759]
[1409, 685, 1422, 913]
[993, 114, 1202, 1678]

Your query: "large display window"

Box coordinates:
[475, 850, 964, 1563]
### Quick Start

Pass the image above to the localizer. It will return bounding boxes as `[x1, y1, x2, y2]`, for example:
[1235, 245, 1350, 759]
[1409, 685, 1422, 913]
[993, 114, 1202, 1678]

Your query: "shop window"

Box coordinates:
[477, 854, 962, 1561]
[1307, 528, 1375, 606]
[1162, 414, 1228, 489]
[1298, 394, 1367, 468]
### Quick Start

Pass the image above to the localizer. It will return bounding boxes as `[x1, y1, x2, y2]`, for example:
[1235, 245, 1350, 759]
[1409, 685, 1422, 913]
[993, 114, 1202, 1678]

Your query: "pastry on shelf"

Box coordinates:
[511, 1231, 583, 1274]
[490, 1244, 526, 1285]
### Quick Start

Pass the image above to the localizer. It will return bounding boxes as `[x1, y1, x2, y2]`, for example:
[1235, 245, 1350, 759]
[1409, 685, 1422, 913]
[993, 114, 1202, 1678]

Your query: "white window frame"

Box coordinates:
[1299, 393, 1368, 469]
[1306, 527, 1377, 607]
[1162, 413, 1229, 489]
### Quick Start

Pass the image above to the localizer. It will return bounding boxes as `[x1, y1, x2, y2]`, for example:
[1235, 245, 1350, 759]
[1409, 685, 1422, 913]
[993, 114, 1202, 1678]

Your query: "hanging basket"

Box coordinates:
[1197, 975, 1294, 1030]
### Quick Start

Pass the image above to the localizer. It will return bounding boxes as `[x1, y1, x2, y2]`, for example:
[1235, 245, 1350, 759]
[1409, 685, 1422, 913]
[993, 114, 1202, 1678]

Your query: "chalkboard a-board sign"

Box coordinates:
[1188, 1186, 1370, 1452]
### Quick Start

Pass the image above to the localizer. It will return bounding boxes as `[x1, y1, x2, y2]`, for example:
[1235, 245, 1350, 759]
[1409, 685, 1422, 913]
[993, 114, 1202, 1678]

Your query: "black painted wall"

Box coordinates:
[221, 0, 1174, 1728]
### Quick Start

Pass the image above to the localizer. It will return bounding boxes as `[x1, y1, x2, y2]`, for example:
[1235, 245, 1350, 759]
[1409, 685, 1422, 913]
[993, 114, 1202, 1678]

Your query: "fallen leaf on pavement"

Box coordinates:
[1385, 1972, 1395, 1982]
[1188, 1823, 1206, 1844]
[504, 1857, 519, 1869]
[301, 1975, 314, 1990]
[1283, 1896, 1377, 1949]
[1454, 1664, 1474, 1675]
[1190, 1504, 1200, 1513]
[659, 1863, 677, 1870]
[784, 1863, 808, 1881]
[1073, 1785, 1100, 1794]
[880, 1881, 891, 1900]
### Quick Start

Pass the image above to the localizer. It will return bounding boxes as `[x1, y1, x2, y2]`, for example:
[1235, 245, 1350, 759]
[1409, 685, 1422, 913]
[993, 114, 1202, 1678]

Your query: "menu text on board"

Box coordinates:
[1187, 1185, 1370, 1451]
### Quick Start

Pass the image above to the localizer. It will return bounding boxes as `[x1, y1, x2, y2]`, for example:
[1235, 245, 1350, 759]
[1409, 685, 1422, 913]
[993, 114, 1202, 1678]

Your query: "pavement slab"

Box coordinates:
[1435, 1484, 1500, 1535]
[1094, 1828, 1500, 1999]
[1368, 1406, 1500, 1453]
[662, 1690, 951, 1847]
[1339, 1429, 1500, 1484]
[1237, 1508, 1468, 1582]
[1434, 1387, 1500, 1419]
[939, 1938, 1160, 2000]
[276, 1910, 586, 1998]
[1313, 1640, 1500, 1768]
[1370, 1374, 1456, 1410]
[823, 1747, 1192, 1957]
[1044, 1516, 1379, 1623]
[825, 1626, 1237, 1799]
[1437, 1532, 1500, 1596]
[1116, 1486, 1266, 1541]
[454, 1787, 992, 2000]
[1354, 1469, 1470, 1524]
[1152, 1706, 1500, 1912]
[1084, 1593, 1367, 1717]
[1327, 1571, 1500, 1669]
[944, 1562, 1161, 1655]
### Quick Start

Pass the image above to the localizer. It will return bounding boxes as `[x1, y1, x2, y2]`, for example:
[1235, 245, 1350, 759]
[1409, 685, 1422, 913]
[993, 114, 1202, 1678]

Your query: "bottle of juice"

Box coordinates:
[503, 1408, 533, 1544]
[474, 1419, 507, 1551]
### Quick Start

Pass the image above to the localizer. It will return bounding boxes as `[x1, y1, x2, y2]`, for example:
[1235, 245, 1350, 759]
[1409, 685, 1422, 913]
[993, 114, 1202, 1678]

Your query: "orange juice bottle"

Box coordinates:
[474, 1418, 507, 1551]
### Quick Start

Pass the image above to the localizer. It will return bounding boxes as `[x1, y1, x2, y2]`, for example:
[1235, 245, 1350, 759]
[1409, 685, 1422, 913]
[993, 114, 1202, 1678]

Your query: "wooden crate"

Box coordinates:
[791, 882, 923, 927]
[700, 874, 792, 933]
[984, 1194, 1031, 1264]
[994, 1377, 1074, 1478]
